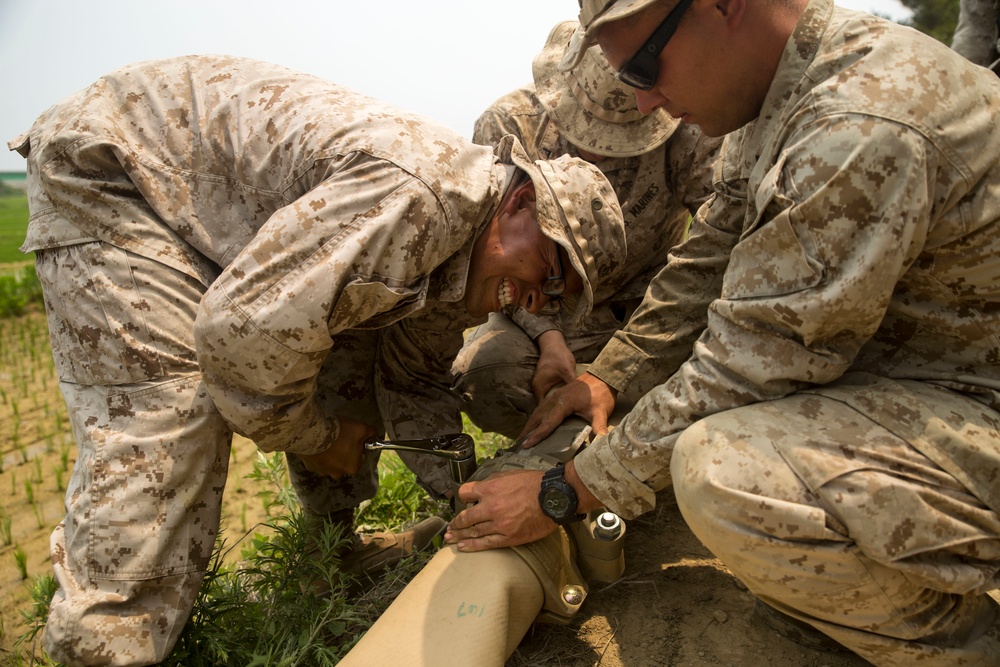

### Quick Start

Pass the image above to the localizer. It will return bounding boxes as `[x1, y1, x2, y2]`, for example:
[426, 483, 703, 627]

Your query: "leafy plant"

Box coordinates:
[13, 574, 59, 664]
[0, 266, 42, 318]
[0, 190, 31, 265]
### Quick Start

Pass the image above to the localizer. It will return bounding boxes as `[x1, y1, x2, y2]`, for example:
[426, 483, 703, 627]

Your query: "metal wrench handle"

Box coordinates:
[364, 433, 477, 484]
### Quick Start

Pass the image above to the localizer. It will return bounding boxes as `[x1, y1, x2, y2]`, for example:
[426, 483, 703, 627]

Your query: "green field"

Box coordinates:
[0, 189, 30, 265]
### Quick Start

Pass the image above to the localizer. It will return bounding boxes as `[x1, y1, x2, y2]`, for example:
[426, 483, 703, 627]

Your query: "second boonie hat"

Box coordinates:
[534, 20, 677, 157]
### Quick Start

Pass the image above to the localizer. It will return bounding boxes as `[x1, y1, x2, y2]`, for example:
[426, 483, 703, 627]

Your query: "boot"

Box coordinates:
[339, 516, 448, 577]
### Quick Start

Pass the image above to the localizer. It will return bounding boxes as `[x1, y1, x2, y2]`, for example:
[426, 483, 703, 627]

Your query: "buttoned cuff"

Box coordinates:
[585, 336, 649, 398]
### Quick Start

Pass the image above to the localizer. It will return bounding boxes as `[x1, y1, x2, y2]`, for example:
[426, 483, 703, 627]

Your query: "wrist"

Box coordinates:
[538, 464, 586, 525]
[536, 329, 567, 351]
[563, 459, 601, 514]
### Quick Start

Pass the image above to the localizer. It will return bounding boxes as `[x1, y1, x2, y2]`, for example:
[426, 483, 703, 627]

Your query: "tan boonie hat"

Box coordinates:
[560, 0, 663, 72]
[535, 20, 677, 157]
[495, 135, 627, 324]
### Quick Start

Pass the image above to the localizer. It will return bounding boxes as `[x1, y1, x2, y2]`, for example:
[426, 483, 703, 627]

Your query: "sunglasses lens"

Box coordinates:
[618, 64, 655, 91]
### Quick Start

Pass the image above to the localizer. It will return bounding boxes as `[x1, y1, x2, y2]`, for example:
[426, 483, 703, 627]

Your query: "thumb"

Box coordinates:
[589, 407, 610, 436]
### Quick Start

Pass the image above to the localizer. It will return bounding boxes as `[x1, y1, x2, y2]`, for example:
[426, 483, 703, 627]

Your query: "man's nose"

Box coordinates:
[522, 289, 548, 314]
[634, 88, 667, 115]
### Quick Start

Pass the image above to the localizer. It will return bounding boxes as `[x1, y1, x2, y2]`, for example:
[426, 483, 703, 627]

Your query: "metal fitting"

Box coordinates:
[562, 585, 585, 606]
[593, 511, 623, 541]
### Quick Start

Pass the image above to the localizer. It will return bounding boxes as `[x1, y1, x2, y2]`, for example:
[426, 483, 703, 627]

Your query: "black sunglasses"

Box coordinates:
[542, 241, 566, 299]
[616, 0, 695, 91]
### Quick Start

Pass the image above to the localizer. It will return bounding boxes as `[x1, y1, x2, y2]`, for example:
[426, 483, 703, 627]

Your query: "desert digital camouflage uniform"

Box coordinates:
[568, 1, 1000, 663]
[8, 54, 518, 666]
[452, 22, 720, 439]
[951, 0, 1000, 70]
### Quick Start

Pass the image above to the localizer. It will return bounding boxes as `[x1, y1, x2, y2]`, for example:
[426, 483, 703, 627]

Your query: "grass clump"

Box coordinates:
[0, 264, 42, 318]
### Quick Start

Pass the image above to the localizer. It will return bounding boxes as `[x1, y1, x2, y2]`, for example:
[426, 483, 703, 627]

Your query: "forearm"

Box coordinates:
[563, 458, 603, 514]
[587, 202, 736, 399]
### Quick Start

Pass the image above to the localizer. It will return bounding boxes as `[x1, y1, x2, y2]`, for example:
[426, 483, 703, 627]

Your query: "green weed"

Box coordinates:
[0, 506, 12, 545]
[0, 190, 30, 265]
[13, 546, 28, 580]
[0, 265, 42, 318]
[13, 574, 59, 666]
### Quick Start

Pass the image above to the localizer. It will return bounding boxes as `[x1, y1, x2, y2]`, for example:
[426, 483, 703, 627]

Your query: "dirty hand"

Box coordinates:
[531, 330, 577, 402]
[444, 470, 557, 551]
[516, 372, 617, 448]
[297, 416, 376, 479]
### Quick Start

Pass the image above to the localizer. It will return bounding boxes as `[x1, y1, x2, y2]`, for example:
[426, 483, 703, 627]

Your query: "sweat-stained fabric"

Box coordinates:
[451, 81, 720, 437]
[8, 54, 508, 666]
[569, 1, 1000, 663]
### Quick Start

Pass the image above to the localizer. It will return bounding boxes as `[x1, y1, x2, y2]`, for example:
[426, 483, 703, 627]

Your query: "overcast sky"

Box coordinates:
[0, 0, 913, 172]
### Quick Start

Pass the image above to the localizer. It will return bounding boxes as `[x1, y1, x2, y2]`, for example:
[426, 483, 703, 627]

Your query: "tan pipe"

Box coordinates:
[338, 545, 545, 667]
[341, 367, 631, 665]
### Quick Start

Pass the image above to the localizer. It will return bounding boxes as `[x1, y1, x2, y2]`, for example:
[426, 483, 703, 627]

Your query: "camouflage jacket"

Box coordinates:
[11, 55, 500, 455]
[580, 0, 1000, 517]
[473, 87, 719, 339]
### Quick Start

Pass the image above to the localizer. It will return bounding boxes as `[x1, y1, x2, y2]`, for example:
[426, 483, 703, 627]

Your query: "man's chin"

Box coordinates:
[462, 294, 490, 318]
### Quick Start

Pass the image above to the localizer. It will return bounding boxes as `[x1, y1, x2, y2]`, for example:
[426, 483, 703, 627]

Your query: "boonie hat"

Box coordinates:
[560, 0, 663, 72]
[495, 135, 627, 324]
[534, 20, 676, 157]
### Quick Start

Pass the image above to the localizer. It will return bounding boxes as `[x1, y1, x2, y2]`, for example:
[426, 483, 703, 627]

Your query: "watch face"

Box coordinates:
[541, 487, 572, 517]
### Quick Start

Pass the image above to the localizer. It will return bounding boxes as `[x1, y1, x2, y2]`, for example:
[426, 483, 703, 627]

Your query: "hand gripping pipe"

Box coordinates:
[342, 419, 629, 667]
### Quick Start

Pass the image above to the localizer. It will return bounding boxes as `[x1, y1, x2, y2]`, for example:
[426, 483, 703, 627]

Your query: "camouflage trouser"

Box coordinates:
[35, 241, 384, 666]
[672, 375, 1000, 666]
[451, 310, 619, 439]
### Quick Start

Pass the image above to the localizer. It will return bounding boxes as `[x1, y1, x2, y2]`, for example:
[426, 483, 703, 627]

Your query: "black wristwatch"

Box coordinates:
[538, 464, 586, 525]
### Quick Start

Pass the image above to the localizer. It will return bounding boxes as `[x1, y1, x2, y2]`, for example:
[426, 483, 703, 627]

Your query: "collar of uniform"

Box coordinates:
[430, 236, 474, 302]
[742, 0, 830, 166]
[428, 163, 514, 303]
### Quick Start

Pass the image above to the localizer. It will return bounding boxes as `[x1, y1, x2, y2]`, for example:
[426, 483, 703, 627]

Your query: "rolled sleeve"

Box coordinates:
[512, 309, 562, 340]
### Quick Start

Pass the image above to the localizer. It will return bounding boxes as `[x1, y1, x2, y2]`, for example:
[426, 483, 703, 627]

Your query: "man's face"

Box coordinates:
[598, 0, 764, 137]
[463, 181, 581, 318]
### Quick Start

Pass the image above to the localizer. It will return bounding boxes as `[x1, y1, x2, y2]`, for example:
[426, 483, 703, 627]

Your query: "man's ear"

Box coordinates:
[713, 0, 746, 26]
[504, 179, 537, 214]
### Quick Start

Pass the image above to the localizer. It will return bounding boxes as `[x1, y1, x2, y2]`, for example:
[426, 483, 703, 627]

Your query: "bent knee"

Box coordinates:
[671, 409, 812, 540]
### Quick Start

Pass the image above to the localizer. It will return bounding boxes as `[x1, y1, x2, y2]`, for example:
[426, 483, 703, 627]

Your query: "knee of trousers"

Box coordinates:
[671, 417, 742, 535]
[670, 412, 811, 556]
[453, 363, 536, 437]
[450, 316, 539, 434]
